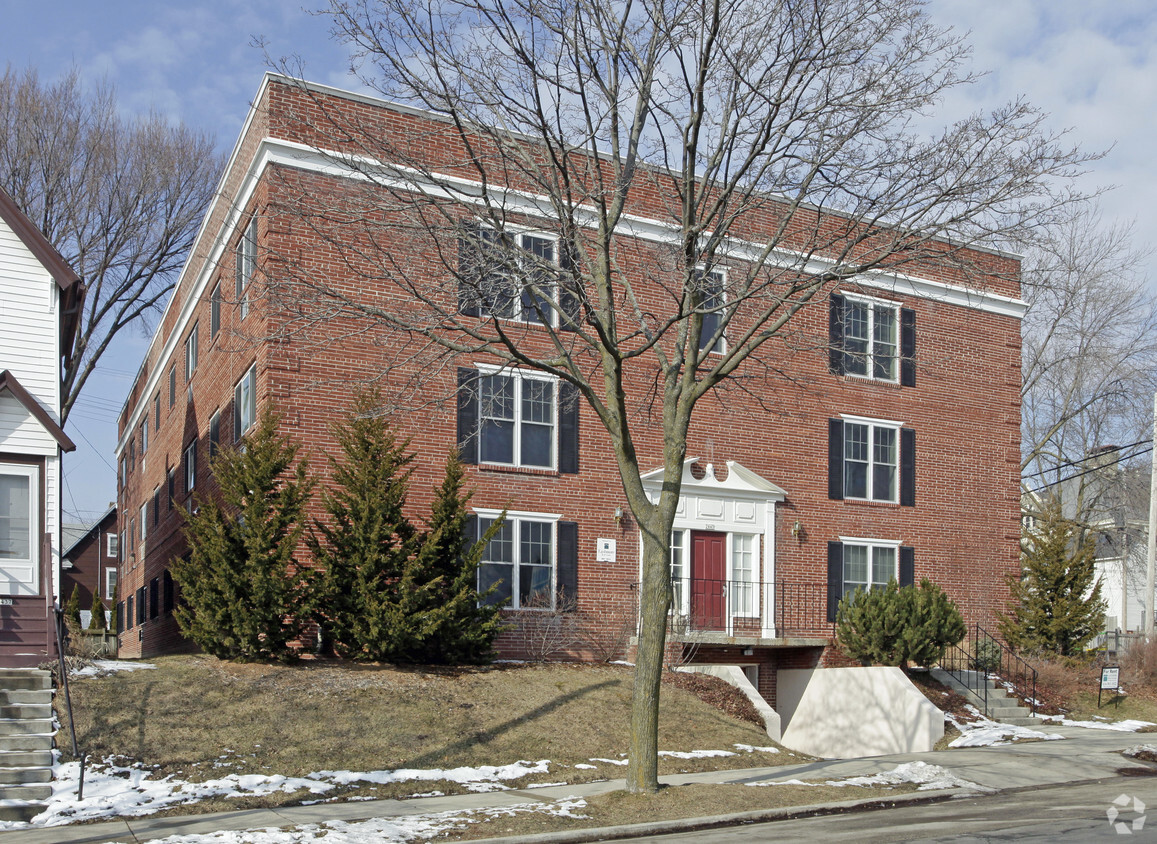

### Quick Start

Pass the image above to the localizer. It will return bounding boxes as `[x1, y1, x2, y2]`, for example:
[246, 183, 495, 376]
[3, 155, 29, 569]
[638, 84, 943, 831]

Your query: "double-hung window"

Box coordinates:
[478, 370, 555, 469]
[186, 322, 199, 381]
[827, 539, 914, 621]
[458, 226, 561, 324]
[140, 417, 148, 457]
[106, 532, 118, 559]
[154, 394, 160, 432]
[210, 284, 221, 339]
[236, 216, 257, 319]
[139, 503, 148, 544]
[695, 269, 725, 354]
[104, 567, 117, 600]
[0, 465, 38, 590]
[828, 416, 915, 506]
[477, 514, 555, 609]
[184, 440, 197, 494]
[829, 292, 916, 386]
[234, 365, 256, 440]
[169, 366, 176, 408]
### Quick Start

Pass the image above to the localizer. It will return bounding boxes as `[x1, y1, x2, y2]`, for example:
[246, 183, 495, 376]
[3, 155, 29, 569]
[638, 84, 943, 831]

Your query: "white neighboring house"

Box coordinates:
[0, 186, 83, 667]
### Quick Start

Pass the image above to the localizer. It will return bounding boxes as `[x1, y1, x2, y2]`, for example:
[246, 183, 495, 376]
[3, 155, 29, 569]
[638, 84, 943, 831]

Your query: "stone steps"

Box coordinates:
[931, 667, 1040, 727]
[0, 669, 54, 822]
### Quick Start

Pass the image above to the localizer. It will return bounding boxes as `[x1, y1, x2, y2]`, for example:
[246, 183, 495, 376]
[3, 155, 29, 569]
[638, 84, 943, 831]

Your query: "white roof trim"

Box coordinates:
[641, 458, 787, 501]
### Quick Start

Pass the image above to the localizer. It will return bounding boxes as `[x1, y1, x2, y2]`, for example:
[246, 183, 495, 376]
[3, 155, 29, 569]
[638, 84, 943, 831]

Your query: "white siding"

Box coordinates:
[0, 219, 61, 412]
[0, 393, 57, 455]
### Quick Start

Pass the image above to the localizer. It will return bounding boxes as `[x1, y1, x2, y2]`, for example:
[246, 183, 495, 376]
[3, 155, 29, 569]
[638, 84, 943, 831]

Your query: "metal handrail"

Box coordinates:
[53, 608, 85, 800]
[940, 623, 1037, 718]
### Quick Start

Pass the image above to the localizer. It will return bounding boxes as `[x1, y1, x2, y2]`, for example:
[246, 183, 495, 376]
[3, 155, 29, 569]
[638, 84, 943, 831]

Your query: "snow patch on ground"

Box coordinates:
[946, 707, 1064, 748]
[1037, 715, 1155, 732]
[734, 744, 779, 753]
[70, 660, 157, 678]
[750, 761, 988, 792]
[143, 797, 591, 844]
[658, 750, 735, 759]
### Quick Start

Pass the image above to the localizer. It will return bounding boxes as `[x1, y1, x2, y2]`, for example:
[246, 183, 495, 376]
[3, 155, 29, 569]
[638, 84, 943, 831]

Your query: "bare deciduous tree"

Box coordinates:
[0, 66, 224, 423]
[1020, 203, 1157, 500]
[269, 0, 1090, 791]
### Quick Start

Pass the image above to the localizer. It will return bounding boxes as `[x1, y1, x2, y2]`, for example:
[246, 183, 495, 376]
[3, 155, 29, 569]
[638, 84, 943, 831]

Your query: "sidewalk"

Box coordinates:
[0, 723, 1150, 844]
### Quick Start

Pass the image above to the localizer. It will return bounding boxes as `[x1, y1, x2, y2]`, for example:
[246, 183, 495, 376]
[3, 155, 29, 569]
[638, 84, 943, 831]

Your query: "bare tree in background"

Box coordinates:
[0, 66, 224, 423]
[1020, 203, 1157, 508]
[271, 0, 1090, 791]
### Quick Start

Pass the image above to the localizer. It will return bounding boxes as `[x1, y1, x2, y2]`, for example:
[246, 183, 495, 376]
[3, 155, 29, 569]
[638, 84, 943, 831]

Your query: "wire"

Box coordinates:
[1026, 443, 1154, 495]
[1022, 436, 1154, 480]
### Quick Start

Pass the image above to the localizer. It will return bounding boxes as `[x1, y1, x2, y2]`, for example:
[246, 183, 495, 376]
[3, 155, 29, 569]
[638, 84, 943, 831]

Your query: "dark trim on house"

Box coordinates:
[0, 371, 76, 451]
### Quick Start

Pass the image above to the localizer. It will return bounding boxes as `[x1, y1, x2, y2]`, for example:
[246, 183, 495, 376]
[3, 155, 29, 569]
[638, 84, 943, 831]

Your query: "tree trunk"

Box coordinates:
[626, 522, 672, 792]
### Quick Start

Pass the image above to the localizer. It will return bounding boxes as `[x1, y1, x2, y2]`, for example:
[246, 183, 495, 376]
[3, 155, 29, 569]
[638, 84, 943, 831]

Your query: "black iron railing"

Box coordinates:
[633, 578, 835, 639]
[940, 623, 1038, 718]
[53, 608, 86, 799]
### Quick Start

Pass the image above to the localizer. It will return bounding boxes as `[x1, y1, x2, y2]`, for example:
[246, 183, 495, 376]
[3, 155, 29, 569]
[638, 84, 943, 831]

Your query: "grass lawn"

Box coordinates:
[56, 656, 815, 816]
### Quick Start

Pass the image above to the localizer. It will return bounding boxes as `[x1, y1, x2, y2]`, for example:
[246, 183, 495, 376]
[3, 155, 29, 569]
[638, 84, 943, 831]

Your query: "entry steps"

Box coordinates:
[930, 667, 1039, 727]
[0, 669, 53, 822]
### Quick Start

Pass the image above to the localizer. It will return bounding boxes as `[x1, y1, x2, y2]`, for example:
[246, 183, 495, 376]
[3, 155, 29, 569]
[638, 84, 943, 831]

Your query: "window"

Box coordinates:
[830, 293, 916, 386]
[670, 530, 687, 612]
[167, 467, 176, 511]
[136, 586, 146, 627]
[139, 503, 147, 544]
[184, 440, 197, 494]
[210, 283, 221, 339]
[106, 532, 118, 558]
[730, 534, 756, 615]
[140, 416, 148, 456]
[209, 410, 221, 459]
[154, 393, 161, 431]
[163, 569, 175, 613]
[236, 216, 257, 319]
[828, 417, 915, 506]
[119, 458, 126, 489]
[478, 516, 554, 609]
[128, 439, 136, 472]
[185, 322, 199, 381]
[458, 227, 563, 324]
[695, 269, 725, 353]
[153, 487, 160, 526]
[0, 466, 37, 573]
[149, 578, 159, 619]
[104, 567, 117, 600]
[129, 518, 136, 553]
[826, 541, 914, 621]
[120, 529, 127, 564]
[169, 365, 176, 408]
[234, 365, 256, 439]
[477, 371, 554, 468]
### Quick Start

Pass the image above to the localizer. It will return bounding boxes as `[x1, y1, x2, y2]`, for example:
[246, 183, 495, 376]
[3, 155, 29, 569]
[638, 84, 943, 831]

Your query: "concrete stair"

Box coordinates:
[931, 667, 1040, 727]
[0, 669, 54, 822]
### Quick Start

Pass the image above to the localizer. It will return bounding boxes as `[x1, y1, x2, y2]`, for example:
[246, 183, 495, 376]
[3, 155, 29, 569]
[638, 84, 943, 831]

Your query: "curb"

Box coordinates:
[464, 787, 971, 844]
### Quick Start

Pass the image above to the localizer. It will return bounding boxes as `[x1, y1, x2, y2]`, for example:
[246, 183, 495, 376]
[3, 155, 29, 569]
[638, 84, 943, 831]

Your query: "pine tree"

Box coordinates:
[172, 408, 313, 662]
[64, 584, 82, 629]
[406, 450, 507, 665]
[1000, 498, 1106, 657]
[307, 391, 419, 661]
[837, 579, 965, 668]
[88, 577, 107, 630]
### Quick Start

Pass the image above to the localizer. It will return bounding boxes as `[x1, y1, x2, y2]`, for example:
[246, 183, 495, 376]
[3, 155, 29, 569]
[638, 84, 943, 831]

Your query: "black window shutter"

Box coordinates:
[163, 570, 175, 613]
[829, 294, 845, 375]
[900, 427, 916, 507]
[149, 578, 159, 619]
[125, 597, 133, 630]
[827, 541, 843, 623]
[557, 520, 579, 611]
[558, 239, 581, 331]
[899, 546, 915, 587]
[457, 368, 479, 464]
[136, 587, 146, 626]
[116, 602, 124, 634]
[900, 307, 916, 387]
[828, 418, 844, 499]
[559, 381, 579, 474]
[457, 224, 481, 317]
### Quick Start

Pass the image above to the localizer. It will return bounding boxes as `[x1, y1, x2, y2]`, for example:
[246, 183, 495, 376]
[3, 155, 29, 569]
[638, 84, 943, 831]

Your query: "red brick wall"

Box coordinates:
[114, 78, 1023, 662]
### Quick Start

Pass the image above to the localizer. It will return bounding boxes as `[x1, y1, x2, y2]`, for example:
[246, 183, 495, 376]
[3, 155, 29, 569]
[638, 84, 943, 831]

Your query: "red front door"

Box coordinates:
[690, 531, 726, 631]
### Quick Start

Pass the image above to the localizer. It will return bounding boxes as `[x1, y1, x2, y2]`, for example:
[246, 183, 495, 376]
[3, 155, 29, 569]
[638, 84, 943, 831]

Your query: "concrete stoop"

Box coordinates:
[930, 667, 1039, 727]
[0, 669, 53, 822]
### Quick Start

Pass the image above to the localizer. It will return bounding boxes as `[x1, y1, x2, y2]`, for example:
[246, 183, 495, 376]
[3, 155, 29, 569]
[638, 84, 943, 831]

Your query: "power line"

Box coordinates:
[1022, 437, 1154, 481]
[1026, 443, 1154, 495]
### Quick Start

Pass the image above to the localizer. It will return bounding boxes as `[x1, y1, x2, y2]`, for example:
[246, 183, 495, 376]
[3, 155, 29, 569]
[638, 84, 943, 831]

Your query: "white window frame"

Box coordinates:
[0, 464, 39, 591]
[729, 533, 757, 616]
[841, 293, 899, 382]
[475, 365, 557, 470]
[469, 228, 561, 325]
[184, 440, 197, 494]
[236, 215, 257, 320]
[106, 532, 118, 559]
[235, 365, 257, 440]
[838, 537, 901, 597]
[186, 322, 199, 381]
[667, 528, 761, 619]
[840, 413, 901, 504]
[104, 567, 117, 600]
[695, 267, 726, 354]
[138, 502, 147, 544]
[140, 416, 148, 457]
[474, 509, 560, 610]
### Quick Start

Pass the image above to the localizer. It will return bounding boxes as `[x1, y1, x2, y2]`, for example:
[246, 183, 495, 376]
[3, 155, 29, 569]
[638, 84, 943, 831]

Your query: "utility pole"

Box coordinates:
[1147, 392, 1157, 636]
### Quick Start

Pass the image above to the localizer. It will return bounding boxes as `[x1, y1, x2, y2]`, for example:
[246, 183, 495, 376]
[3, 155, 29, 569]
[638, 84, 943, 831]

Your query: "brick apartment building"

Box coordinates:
[114, 75, 1024, 706]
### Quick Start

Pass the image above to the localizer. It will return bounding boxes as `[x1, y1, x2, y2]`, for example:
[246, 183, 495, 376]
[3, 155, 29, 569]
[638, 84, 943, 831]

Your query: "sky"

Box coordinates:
[2, 0, 1156, 522]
